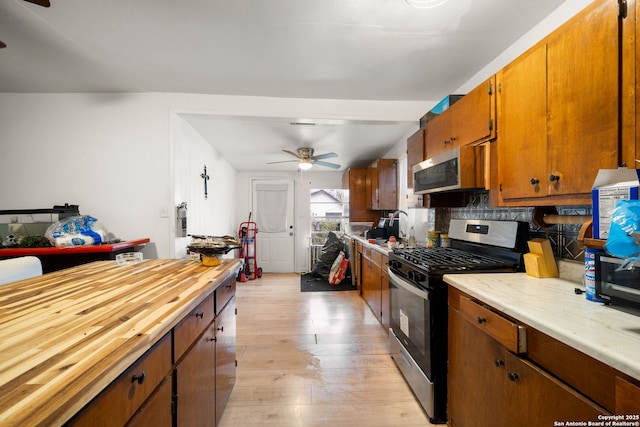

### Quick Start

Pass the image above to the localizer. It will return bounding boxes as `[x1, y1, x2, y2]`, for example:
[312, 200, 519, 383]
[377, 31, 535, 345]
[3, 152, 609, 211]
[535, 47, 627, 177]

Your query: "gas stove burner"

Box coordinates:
[393, 247, 516, 272]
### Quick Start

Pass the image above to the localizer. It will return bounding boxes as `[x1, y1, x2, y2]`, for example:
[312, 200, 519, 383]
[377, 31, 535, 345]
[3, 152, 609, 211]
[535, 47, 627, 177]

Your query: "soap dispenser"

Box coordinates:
[408, 226, 416, 248]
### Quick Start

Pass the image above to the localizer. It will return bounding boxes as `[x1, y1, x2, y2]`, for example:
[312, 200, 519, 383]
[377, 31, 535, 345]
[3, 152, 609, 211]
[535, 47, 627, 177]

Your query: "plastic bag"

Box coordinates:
[604, 200, 640, 268]
[45, 215, 106, 247]
[329, 251, 349, 285]
[311, 231, 344, 279]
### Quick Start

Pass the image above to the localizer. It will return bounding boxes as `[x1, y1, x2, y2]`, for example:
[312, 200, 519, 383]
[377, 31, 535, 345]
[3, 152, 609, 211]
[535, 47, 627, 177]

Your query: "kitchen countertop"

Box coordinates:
[0, 258, 242, 426]
[443, 272, 640, 381]
[349, 235, 392, 255]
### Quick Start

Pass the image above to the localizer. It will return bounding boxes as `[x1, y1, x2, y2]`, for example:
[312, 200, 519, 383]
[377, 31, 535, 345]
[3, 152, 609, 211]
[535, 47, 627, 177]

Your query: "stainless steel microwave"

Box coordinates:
[413, 145, 485, 194]
[595, 254, 640, 310]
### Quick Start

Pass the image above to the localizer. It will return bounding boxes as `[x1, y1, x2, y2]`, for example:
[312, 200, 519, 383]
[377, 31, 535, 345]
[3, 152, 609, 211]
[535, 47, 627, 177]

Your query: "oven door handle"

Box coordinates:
[388, 269, 429, 300]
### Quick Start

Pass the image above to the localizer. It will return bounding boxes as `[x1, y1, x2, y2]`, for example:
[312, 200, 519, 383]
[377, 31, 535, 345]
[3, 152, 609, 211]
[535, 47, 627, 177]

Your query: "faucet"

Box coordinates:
[391, 211, 408, 238]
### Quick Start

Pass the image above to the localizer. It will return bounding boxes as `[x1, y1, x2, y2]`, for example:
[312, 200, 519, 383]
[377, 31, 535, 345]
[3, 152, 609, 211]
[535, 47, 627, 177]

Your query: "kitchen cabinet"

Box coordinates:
[368, 159, 397, 211]
[406, 127, 425, 189]
[66, 264, 238, 427]
[360, 245, 389, 330]
[497, 0, 621, 206]
[448, 289, 608, 427]
[425, 76, 495, 159]
[176, 322, 217, 426]
[342, 168, 380, 224]
[68, 334, 173, 427]
[214, 295, 236, 427]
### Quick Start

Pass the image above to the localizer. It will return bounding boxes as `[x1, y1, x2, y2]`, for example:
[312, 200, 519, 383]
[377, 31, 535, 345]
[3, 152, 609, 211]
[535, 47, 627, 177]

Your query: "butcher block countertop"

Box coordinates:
[444, 272, 640, 382]
[0, 258, 242, 426]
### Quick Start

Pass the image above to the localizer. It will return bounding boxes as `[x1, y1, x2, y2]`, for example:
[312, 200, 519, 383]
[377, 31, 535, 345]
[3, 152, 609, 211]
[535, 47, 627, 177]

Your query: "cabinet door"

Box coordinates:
[215, 297, 236, 427]
[448, 310, 508, 427]
[126, 376, 172, 427]
[504, 352, 607, 425]
[380, 263, 389, 331]
[176, 324, 216, 427]
[376, 159, 397, 210]
[546, 0, 619, 196]
[407, 128, 425, 188]
[449, 76, 495, 147]
[497, 44, 548, 200]
[361, 257, 382, 323]
[425, 110, 453, 158]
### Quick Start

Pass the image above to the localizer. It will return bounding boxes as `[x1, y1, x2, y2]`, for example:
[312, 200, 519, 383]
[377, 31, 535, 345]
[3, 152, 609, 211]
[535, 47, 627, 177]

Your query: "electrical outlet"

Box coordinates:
[159, 206, 169, 218]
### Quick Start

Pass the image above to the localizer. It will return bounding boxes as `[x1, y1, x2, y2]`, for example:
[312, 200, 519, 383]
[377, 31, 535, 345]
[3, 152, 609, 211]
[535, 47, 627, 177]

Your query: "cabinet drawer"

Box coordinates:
[215, 276, 236, 315]
[616, 376, 640, 415]
[174, 293, 214, 361]
[68, 334, 172, 427]
[460, 296, 526, 354]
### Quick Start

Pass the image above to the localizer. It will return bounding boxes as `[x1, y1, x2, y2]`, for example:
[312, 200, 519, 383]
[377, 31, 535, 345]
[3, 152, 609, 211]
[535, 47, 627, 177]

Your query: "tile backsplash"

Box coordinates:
[433, 192, 590, 262]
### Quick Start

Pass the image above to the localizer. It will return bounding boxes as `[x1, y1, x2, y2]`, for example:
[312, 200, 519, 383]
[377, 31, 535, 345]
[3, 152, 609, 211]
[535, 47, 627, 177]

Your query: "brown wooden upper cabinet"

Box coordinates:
[368, 159, 398, 210]
[406, 127, 425, 188]
[342, 168, 380, 224]
[425, 76, 496, 159]
[497, 0, 623, 206]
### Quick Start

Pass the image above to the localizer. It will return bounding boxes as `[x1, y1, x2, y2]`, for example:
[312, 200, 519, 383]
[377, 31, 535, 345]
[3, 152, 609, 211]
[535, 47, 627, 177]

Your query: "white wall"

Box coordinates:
[0, 92, 420, 260]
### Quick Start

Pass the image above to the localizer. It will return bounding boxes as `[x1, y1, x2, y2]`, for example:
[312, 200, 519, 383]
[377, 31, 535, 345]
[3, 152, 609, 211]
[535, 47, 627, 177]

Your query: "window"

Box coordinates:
[309, 189, 349, 266]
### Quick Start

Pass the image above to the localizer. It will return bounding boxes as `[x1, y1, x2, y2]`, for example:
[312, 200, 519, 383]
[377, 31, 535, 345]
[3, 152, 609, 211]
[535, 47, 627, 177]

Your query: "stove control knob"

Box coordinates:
[414, 272, 426, 283]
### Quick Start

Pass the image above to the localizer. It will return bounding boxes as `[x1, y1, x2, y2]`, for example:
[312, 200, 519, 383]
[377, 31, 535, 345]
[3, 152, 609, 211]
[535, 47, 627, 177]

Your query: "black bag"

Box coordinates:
[311, 232, 345, 278]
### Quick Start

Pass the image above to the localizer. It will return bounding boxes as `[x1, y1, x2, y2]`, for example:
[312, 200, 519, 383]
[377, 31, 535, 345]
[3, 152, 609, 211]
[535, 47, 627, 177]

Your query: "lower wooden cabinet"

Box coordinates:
[66, 275, 237, 427]
[176, 322, 217, 426]
[448, 290, 608, 427]
[215, 296, 236, 427]
[360, 247, 389, 329]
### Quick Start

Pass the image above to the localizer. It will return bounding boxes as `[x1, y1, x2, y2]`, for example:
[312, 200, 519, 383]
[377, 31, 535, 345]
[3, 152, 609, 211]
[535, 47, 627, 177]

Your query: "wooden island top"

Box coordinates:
[0, 258, 242, 426]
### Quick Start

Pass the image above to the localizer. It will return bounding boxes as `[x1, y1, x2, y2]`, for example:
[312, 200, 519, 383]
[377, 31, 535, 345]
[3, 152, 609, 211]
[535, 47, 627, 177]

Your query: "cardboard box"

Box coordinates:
[592, 168, 640, 240]
[419, 95, 464, 127]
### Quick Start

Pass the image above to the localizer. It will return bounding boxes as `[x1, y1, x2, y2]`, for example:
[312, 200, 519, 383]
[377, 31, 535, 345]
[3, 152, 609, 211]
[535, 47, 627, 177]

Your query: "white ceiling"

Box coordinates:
[0, 0, 568, 172]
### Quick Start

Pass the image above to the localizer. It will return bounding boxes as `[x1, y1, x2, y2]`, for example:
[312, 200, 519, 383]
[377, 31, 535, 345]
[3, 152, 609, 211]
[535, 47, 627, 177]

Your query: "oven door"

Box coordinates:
[388, 269, 431, 378]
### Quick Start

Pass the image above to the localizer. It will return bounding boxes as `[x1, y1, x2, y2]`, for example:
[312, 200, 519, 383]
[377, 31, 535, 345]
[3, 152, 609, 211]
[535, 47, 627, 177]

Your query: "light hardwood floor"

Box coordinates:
[218, 273, 434, 427]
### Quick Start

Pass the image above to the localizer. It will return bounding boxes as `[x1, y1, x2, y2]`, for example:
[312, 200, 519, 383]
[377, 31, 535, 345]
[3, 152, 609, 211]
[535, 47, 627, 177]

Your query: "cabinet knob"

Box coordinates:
[217, 326, 224, 332]
[195, 312, 204, 319]
[530, 178, 540, 185]
[494, 359, 504, 367]
[444, 139, 450, 145]
[507, 372, 519, 382]
[132, 371, 146, 385]
[549, 174, 560, 182]
[206, 336, 217, 342]
[476, 316, 487, 324]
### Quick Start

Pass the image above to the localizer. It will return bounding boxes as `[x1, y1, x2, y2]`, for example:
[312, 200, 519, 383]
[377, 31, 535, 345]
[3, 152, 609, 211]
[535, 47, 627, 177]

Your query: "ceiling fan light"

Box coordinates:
[298, 160, 313, 170]
[405, 0, 449, 9]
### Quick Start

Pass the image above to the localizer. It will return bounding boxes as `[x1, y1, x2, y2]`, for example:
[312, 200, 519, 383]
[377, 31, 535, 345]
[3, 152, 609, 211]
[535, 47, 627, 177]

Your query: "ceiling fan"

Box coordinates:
[1, 0, 51, 49]
[267, 148, 341, 170]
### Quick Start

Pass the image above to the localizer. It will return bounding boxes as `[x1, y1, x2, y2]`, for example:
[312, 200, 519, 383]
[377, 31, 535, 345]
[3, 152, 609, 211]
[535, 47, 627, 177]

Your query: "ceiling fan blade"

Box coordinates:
[314, 161, 341, 169]
[266, 160, 299, 165]
[23, 0, 51, 7]
[313, 152, 338, 160]
[282, 149, 302, 159]
[0, 41, 6, 49]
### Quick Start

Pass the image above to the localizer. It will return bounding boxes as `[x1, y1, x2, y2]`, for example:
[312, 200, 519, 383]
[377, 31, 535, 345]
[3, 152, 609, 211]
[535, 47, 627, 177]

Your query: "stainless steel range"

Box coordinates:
[388, 219, 529, 424]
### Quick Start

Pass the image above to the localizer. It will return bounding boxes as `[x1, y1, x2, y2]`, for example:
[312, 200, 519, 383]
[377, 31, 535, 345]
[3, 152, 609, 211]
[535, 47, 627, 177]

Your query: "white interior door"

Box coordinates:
[251, 179, 295, 273]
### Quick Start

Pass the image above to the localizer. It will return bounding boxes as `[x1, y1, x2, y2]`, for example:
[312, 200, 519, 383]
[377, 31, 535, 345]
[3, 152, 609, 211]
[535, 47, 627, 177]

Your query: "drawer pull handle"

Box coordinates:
[476, 316, 487, 324]
[195, 312, 204, 319]
[217, 326, 224, 332]
[530, 178, 540, 185]
[132, 372, 146, 385]
[549, 174, 560, 182]
[494, 359, 504, 367]
[507, 372, 519, 382]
